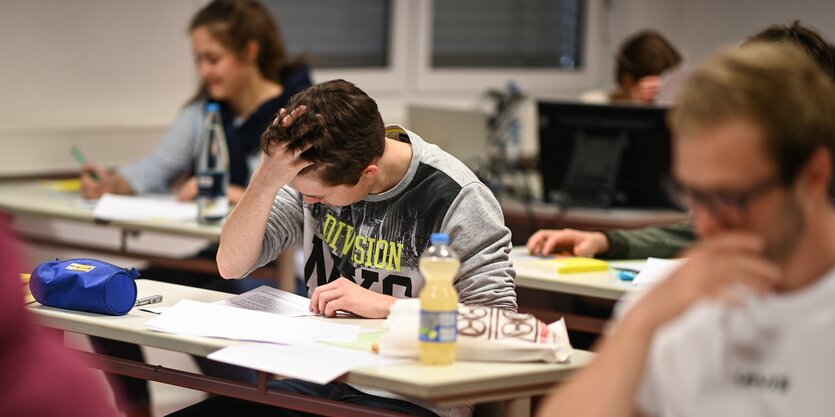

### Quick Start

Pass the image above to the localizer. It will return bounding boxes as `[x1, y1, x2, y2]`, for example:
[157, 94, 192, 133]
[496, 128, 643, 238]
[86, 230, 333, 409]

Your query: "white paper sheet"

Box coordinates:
[207, 342, 412, 385]
[633, 257, 685, 286]
[93, 193, 197, 222]
[144, 299, 360, 344]
[214, 285, 313, 317]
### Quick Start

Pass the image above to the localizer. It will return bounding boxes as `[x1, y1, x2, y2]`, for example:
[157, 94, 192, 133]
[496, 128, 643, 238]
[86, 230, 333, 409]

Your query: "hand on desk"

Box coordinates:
[173, 177, 245, 204]
[310, 277, 396, 318]
[526, 228, 610, 257]
[80, 164, 133, 199]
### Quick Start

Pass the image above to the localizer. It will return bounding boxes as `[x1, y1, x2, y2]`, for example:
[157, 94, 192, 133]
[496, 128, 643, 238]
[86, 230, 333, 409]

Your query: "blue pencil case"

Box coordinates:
[29, 258, 140, 316]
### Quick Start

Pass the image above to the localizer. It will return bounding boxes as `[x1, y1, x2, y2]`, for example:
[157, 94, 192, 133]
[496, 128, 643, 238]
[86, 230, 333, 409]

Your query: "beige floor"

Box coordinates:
[66, 333, 207, 417]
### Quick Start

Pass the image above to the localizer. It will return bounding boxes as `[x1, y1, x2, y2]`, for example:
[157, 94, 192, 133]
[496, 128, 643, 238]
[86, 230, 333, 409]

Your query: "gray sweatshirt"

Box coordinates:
[249, 126, 517, 312]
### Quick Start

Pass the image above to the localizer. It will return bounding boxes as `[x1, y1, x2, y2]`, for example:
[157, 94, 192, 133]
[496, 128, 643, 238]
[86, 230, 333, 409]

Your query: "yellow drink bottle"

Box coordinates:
[418, 233, 460, 365]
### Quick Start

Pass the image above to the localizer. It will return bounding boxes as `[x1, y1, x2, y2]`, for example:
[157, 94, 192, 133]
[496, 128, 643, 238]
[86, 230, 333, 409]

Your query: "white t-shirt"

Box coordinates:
[624, 267, 835, 417]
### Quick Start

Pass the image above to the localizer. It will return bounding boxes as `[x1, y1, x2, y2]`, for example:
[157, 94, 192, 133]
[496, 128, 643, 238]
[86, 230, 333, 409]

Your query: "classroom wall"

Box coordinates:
[0, 0, 197, 175]
[1, 0, 834, 176]
[606, 0, 835, 80]
[0, 0, 610, 176]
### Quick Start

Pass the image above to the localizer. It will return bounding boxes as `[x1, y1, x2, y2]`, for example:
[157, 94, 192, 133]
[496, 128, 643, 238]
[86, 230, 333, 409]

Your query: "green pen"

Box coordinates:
[70, 145, 100, 181]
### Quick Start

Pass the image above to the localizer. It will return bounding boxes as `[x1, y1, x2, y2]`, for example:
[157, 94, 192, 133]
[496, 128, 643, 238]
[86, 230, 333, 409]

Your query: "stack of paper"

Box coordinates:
[632, 257, 685, 286]
[144, 299, 361, 344]
[214, 285, 313, 317]
[142, 286, 405, 384]
[208, 342, 410, 385]
[93, 193, 197, 222]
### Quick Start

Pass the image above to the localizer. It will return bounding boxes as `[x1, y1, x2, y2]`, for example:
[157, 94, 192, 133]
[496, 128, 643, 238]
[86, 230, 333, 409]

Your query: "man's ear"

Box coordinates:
[362, 165, 379, 178]
[801, 147, 832, 198]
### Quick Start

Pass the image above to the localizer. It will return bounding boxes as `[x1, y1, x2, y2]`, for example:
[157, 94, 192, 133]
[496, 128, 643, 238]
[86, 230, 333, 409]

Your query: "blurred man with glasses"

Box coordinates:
[537, 43, 835, 416]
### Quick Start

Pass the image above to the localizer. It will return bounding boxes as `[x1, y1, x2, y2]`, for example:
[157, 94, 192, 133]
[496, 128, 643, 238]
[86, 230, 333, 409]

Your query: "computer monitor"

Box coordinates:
[537, 100, 677, 209]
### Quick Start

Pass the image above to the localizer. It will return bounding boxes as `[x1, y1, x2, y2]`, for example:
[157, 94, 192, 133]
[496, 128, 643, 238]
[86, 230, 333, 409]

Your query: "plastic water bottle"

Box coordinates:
[196, 102, 229, 224]
[418, 233, 460, 365]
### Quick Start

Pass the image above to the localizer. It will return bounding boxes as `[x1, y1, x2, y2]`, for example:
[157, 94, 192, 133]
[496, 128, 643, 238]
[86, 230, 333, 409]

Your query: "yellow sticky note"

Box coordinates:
[38, 179, 82, 192]
[533, 257, 609, 274]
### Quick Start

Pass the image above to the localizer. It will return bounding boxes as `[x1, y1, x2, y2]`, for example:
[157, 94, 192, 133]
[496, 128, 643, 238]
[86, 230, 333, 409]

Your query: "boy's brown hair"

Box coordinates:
[261, 79, 385, 186]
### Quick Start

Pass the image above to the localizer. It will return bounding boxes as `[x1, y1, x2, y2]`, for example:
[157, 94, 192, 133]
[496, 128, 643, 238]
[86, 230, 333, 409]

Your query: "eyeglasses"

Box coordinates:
[665, 175, 784, 224]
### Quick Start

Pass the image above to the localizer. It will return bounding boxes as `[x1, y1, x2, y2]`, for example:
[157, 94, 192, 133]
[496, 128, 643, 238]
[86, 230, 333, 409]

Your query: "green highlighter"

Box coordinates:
[70, 145, 99, 181]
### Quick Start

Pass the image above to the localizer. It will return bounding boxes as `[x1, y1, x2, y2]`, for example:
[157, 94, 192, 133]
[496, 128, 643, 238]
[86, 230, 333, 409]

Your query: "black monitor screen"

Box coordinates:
[537, 101, 677, 209]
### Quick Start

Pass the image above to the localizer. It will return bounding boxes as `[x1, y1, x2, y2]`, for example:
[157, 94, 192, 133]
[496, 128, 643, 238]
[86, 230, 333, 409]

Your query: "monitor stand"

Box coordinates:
[562, 130, 627, 208]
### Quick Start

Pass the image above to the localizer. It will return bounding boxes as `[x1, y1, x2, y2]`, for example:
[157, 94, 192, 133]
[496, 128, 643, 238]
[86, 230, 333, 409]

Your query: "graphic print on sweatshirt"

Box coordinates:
[302, 163, 462, 298]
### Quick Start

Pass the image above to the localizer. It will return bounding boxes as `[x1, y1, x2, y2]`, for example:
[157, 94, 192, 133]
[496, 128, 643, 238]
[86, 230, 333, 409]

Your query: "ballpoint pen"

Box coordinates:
[135, 294, 163, 307]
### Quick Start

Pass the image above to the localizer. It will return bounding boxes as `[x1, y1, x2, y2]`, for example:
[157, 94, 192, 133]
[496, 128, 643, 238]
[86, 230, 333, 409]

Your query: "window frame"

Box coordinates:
[411, 0, 605, 94]
[311, 0, 410, 94]
[314, 0, 606, 103]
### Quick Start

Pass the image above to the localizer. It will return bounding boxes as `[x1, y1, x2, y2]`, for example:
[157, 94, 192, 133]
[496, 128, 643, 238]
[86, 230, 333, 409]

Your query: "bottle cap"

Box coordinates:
[430, 233, 449, 245]
[206, 102, 220, 113]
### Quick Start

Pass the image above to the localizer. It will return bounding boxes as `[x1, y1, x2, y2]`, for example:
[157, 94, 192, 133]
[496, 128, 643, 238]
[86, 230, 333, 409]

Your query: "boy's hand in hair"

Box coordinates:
[258, 106, 313, 184]
[278, 105, 307, 128]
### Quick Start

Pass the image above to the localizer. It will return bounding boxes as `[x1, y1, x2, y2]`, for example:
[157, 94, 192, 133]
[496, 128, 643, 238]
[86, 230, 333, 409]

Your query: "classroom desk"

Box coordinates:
[0, 180, 295, 291]
[30, 279, 594, 417]
[511, 248, 643, 300]
[510, 247, 645, 337]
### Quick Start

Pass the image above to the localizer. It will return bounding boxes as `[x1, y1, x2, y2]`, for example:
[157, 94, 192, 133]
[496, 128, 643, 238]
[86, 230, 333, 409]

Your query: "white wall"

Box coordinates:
[0, 0, 612, 175]
[0, 0, 199, 175]
[0, 0, 197, 128]
[2, 0, 834, 176]
[606, 0, 835, 78]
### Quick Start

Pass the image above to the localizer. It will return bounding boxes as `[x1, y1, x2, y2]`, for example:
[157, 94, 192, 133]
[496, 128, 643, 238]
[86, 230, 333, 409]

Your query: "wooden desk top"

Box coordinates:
[29, 279, 593, 405]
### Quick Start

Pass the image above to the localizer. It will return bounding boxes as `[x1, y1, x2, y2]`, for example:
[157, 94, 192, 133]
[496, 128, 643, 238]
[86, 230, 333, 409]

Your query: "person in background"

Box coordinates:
[537, 42, 835, 417]
[168, 79, 516, 417]
[529, 21, 835, 260]
[609, 30, 682, 103]
[0, 215, 119, 417]
[81, 0, 310, 205]
[82, 1, 312, 416]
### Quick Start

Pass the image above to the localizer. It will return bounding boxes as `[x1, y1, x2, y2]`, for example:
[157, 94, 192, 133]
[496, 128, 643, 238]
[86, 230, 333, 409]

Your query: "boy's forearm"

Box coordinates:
[217, 171, 284, 278]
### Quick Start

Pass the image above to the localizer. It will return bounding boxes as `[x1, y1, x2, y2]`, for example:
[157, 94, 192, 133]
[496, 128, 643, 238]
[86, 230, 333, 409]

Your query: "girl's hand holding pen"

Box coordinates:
[80, 164, 109, 199]
[79, 164, 133, 199]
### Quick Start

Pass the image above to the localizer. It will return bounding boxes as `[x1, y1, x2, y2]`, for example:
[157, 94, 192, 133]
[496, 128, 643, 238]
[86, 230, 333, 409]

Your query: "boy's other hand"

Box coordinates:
[309, 277, 397, 318]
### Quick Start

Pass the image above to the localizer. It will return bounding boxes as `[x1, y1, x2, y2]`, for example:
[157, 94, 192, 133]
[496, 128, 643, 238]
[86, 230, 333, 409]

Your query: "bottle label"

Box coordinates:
[197, 170, 228, 224]
[419, 310, 458, 343]
[197, 171, 226, 197]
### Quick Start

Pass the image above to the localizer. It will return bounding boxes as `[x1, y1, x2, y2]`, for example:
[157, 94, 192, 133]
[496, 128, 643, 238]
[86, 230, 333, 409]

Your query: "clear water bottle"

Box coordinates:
[418, 233, 460, 365]
[196, 102, 229, 224]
